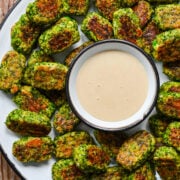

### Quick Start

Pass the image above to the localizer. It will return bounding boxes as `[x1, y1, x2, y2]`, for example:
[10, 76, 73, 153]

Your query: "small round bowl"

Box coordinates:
[66, 39, 159, 131]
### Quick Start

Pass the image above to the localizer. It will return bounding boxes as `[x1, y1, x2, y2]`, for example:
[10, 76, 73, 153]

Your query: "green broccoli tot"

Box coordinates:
[13, 86, 56, 118]
[39, 16, 80, 54]
[0, 50, 26, 94]
[81, 12, 113, 41]
[116, 130, 155, 171]
[53, 102, 80, 134]
[62, 0, 89, 15]
[23, 62, 68, 90]
[73, 144, 110, 173]
[11, 14, 40, 55]
[153, 146, 180, 179]
[12, 136, 54, 162]
[6, 109, 51, 136]
[54, 131, 93, 159]
[52, 159, 86, 180]
[26, 0, 62, 26]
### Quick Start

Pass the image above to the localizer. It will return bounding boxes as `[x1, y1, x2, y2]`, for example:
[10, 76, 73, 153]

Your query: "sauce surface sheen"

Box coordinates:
[76, 50, 148, 121]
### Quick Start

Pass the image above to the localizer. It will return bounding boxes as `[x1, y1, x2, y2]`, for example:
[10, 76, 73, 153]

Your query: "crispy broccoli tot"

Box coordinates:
[160, 81, 180, 93]
[94, 130, 127, 158]
[163, 122, 180, 152]
[11, 14, 40, 55]
[81, 12, 113, 41]
[27, 50, 54, 66]
[149, 114, 172, 137]
[39, 16, 80, 54]
[12, 136, 54, 163]
[54, 131, 93, 159]
[13, 86, 56, 118]
[23, 62, 68, 90]
[6, 109, 51, 136]
[153, 146, 180, 179]
[62, 0, 89, 15]
[26, 0, 62, 26]
[156, 91, 180, 119]
[95, 0, 120, 21]
[53, 103, 80, 134]
[65, 41, 94, 67]
[0, 50, 26, 94]
[152, 29, 180, 62]
[137, 21, 161, 54]
[113, 8, 142, 44]
[52, 159, 86, 180]
[163, 61, 180, 81]
[127, 162, 155, 180]
[116, 130, 155, 171]
[153, 4, 180, 30]
[132, 1, 153, 28]
[73, 144, 110, 173]
[91, 166, 126, 180]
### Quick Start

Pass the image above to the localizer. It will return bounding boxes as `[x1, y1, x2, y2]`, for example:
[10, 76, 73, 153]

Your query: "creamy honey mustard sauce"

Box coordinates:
[76, 50, 148, 121]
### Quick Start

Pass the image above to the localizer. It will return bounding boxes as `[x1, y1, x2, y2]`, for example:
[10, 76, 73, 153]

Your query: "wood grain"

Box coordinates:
[0, 152, 21, 180]
[0, 0, 17, 24]
[0, 2, 21, 180]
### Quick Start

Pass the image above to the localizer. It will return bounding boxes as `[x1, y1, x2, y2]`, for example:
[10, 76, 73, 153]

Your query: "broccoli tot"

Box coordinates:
[39, 16, 80, 55]
[23, 62, 68, 91]
[54, 131, 93, 159]
[156, 91, 180, 119]
[13, 86, 56, 118]
[26, 0, 62, 26]
[52, 159, 86, 180]
[62, 0, 89, 16]
[163, 122, 180, 152]
[6, 109, 51, 136]
[116, 130, 155, 171]
[113, 8, 142, 44]
[12, 136, 54, 163]
[160, 81, 180, 93]
[132, 1, 153, 28]
[153, 146, 180, 180]
[11, 14, 40, 55]
[53, 102, 80, 134]
[81, 12, 113, 41]
[163, 61, 180, 81]
[148, 114, 172, 137]
[137, 21, 161, 55]
[126, 162, 156, 180]
[73, 144, 110, 173]
[95, 0, 120, 21]
[153, 4, 180, 30]
[27, 49, 54, 66]
[90, 166, 126, 180]
[152, 29, 180, 62]
[94, 130, 127, 158]
[0, 50, 26, 94]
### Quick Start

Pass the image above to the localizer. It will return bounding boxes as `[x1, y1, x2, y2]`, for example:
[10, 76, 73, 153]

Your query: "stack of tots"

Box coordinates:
[0, 0, 179, 179]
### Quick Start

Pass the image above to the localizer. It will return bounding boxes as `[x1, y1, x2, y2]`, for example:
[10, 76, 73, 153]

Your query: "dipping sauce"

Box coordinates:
[76, 50, 148, 121]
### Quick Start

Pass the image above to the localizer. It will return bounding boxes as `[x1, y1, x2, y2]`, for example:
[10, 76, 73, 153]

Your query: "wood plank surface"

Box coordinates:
[0, 0, 17, 23]
[0, 1, 21, 180]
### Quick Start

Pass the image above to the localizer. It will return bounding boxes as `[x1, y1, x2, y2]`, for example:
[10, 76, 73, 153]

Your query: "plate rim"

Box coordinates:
[0, 0, 26, 179]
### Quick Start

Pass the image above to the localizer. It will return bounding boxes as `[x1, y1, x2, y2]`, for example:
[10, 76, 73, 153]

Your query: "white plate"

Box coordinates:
[0, 0, 169, 179]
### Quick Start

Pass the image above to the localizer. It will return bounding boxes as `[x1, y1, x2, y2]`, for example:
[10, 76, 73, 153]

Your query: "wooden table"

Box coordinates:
[0, 1, 21, 179]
